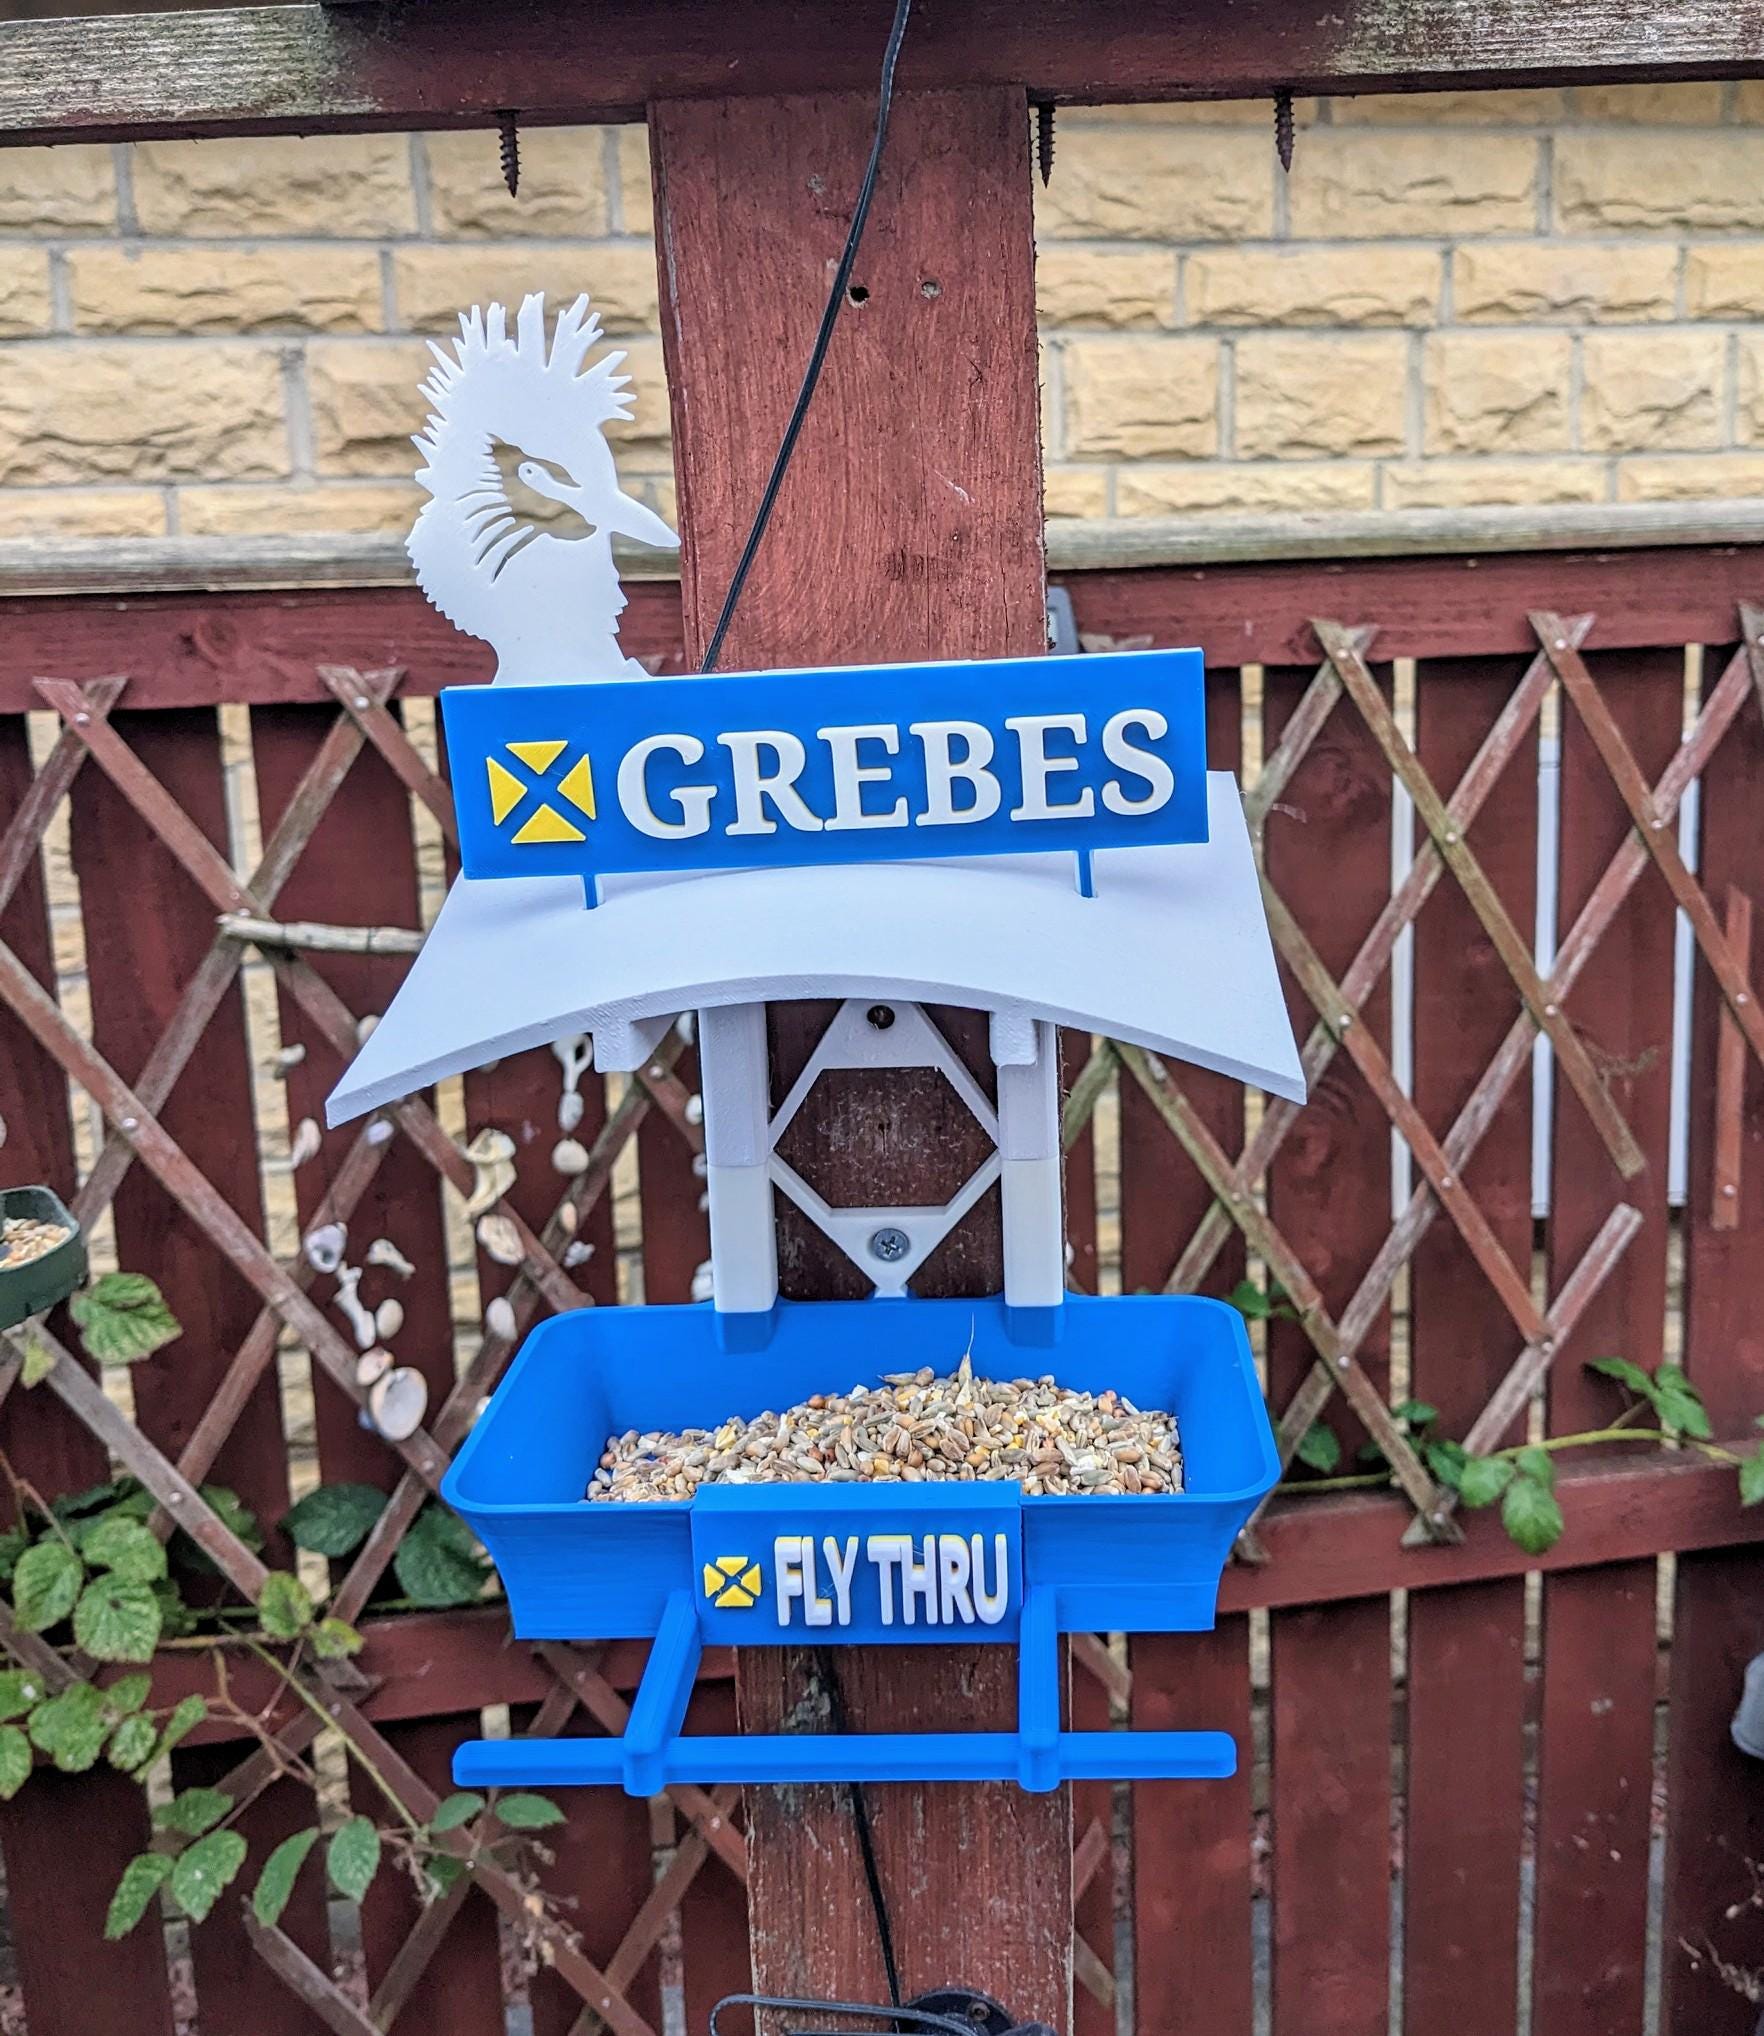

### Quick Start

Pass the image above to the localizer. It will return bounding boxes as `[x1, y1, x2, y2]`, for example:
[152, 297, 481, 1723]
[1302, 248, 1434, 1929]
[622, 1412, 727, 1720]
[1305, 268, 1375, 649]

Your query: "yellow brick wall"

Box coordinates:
[3, 86, 1764, 537]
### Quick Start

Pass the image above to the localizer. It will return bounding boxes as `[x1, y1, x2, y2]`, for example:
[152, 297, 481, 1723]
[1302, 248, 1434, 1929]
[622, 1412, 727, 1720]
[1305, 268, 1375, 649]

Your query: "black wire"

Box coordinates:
[697, 0, 916, 675]
[816, 1649, 903, 2012]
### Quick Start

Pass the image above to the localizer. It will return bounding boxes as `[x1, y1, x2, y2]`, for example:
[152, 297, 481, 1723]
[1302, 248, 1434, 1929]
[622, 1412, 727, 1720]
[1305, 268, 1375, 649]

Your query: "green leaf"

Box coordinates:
[52, 1478, 141, 1522]
[428, 1791, 485, 1834]
[1395, 1400, 1438, 1432]
[170, 1829, 247, 1924]
[1229, 1278, 1275, 1321]
[69, 1272, 182, 1367]
[105, 1853, 173, 1939]
[494, 1792, 564, 1831]
[1514, 1445, 1557, 1491]
[327, 1815, 382, 1902]
[1424, 1438, 1469, 1491]
[425, 1853, 468, 1898]
[282, 1483, 386, 1559]
[153, 1579, 198, 1641]
[175, 1486, 264, 1578]
[252, 1827, 320, 1930]
[103, 1672, 152, 1717]
[394, 1508, 490, 1610]
[28, 1681, 107, 1772]
[154, 1785, 231, 1836]
[1355, 1439, 1389, 1467]
[0, 1724, 30, 1799]
[153, 1693, 207, 1762]
[81, 1515, 168, 1585]
[1457, 1455, 1516, 1509]
[18, 1334, 55, 1389]
[0, 1669, 48, 1722]
[0, 1528, 27, 1585]
[107, 1712, 159, 1775]
[308, 1616, 363, 1662]
[1501, 1470, 1566, 1556]
[1295, 1422, 1342, 1475]
[1739, 1443, 1764, 1509]
[1652, 1364, 1712, 1441]
[74, 1576, 162, 1663]
[12, 1539, 83, 1631]
[1587, 1354, 1656, 1402]
[257, 1571, 313, 1641]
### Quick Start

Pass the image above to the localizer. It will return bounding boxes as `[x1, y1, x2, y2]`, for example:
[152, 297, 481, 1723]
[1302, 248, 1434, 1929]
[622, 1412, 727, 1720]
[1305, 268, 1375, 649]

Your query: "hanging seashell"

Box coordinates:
[366, 1117, 393, 1146]
[484, 1294, 517, 1342]
[551, 1137, 588, 1176]
[275, 1042, 307, 1071]
[557, 1089, 585, 1134]
[374, 1297, 405, 1341]
[369, 1366, 428, 1442]
[366, 1236, 415, 1279]
[357, 1346, 393, 1388]
[464, 1128, 516, 1164]
[331, 1264, 378, 1350]
[684, 1093, 704, 1126]
[0, 1107, 8, 1149]
[303, 1221, 347, 1275]
[558, 1201, 579, 1235]
[289, 1117, 322, 1168]
[563, 1240, 595, 1268]
[689, 1259, 715, 1303]
[356, 1013, 380, 1042]
[691, 1151, 708, 1179]
[476, 1212, 523, 1265]
[675, 1011, 696, 1044]
[463, 1126, 517, 1217]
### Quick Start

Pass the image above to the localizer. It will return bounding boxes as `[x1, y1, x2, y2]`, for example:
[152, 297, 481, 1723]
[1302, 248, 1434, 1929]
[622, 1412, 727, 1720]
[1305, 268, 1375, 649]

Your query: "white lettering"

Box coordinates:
[937, 1533, 975, 1624]
[774, 1537, 806, 1627]
[971, 1533, 1010, 1624]
[1006, 713, 1095, 822]
[800, 1534, 834, 1626]
[618, 733, 716, 839]
[822, 1535, 859, 1625]
[867, 1534, 911, 1626]
[719, 730, 823, 836]
[910, 719, 1001, 827]
[1101, 708, 1176, 817]
[820, 724, 908, 831]
[901, 1535, 938, 1626]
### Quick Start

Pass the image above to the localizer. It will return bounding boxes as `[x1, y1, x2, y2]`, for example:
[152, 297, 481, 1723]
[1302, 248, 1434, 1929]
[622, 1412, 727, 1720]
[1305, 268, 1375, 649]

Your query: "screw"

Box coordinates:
[869, 1226, 910, 1264]
[497, 110, 521, 198]
[866, 1004, 896, 1030]
[1274, 89, 1295, 173]
[1036, 101, 1056, 187]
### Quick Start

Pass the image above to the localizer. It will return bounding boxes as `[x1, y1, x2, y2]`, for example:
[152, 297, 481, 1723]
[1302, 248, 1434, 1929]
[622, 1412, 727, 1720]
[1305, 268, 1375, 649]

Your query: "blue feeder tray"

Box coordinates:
[445, 1291, 1277, 1795]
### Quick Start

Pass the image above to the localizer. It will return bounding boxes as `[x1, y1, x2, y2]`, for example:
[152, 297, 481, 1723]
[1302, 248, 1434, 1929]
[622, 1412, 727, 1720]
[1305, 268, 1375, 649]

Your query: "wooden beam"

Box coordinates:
[4, 0, 1764, 147]
[652, 84, 1071, 2026]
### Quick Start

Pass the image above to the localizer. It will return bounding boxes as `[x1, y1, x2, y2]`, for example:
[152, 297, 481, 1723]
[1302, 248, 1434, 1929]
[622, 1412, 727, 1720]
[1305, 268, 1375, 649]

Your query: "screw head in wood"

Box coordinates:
[869, 1226, 910, 1263]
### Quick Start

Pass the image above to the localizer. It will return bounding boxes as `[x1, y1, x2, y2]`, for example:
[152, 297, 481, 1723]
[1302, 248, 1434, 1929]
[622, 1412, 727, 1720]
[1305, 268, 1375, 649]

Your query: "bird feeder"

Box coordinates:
[0, 1186, 86, 1333]
[328, 293, 1303, 1795]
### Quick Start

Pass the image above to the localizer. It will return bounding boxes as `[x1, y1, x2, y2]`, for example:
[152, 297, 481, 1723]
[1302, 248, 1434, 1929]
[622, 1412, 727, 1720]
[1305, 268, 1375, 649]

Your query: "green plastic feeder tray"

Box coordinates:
[0, 1188, 86, 1332]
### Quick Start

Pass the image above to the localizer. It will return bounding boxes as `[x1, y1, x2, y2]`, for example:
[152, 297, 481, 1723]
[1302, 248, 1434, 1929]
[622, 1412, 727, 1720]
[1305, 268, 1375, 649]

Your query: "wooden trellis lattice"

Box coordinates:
[2, 578, 1764, 2028]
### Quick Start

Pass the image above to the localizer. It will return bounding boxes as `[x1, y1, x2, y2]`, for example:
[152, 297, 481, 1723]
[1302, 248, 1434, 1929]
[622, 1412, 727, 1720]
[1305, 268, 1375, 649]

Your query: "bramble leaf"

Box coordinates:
[12, 1539, 83, 1631]
[154, 1786, 231, 1837]
[1501, 1470, 1565, 1556]
[494, 1792, 564, 1831]
[257, 1571, 313, 1641]
[1515, 1445, 1557, 1491]
[425, 1853, 468, 1898]
[327, 1815, 381, 1902]
[107, 1713, 159, 1775]
[282, 1483, 385, 1559]
[153, 1693, 208, 1762]
[252, 1827, 320, 1929]
[1739, 1443, 1764, 1510]
[308, 1616, 363, 1661]
[0, 1724, 30, 1799]
[82, 1515, 168, 1585]
[428, 1791, 484, 1834]
[170, 1829, 247, 1923]
[28, 1681, 107, 1772]
[74, 1576, 161, 1663]
[105, 1853, 173, 1939]
[394, 1507, 490, 1610]
[69, 1272, 182, 1367]
[103, 1672, 152, 1717]
[1456, 1455, 1516, 1509]
[18, 1334, 55, 1389]
[1295, 1423, 1341, 1475]
[1424, 1438, 1469, 1490]
[1652, 1364, 1712, 1441]
[0, 1669, 47, 1722]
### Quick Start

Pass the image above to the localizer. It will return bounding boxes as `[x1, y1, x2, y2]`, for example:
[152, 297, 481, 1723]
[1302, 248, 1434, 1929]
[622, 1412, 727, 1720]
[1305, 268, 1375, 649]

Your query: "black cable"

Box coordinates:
[697, 0, 916, 675]
[816, 1648, 903, 2011]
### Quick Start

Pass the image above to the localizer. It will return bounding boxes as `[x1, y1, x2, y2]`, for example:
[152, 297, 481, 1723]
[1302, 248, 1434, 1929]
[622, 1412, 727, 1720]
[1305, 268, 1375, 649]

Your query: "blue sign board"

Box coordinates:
[439, 646, 1207, 896]
[689, 1481, 1022, 1646]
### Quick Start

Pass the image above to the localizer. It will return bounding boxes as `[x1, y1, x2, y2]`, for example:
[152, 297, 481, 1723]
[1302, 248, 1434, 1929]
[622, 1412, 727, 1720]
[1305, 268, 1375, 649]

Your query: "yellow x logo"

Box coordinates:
[485, 740, 597, 845]
[702, 1554, 762, 1609]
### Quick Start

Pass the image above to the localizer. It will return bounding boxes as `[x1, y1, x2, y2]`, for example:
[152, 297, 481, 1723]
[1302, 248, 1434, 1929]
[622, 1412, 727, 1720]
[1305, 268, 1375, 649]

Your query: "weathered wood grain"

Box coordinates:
[3, 0, 1763, 146]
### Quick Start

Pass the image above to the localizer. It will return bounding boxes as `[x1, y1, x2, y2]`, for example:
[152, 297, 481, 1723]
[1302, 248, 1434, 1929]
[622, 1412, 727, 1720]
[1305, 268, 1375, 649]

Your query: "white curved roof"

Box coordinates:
[327, 772, 1304, 1123]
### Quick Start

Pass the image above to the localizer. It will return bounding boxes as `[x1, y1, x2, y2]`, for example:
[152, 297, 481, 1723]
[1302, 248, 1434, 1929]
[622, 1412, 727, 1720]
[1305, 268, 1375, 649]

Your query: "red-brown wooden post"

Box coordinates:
[650, 85, 1072, 2023]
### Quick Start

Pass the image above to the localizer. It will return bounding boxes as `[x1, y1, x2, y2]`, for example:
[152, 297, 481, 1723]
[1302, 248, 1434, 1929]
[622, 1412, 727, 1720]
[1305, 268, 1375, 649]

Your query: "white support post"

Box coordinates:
[996, 1019, 1065, 1313]
[697, 1001, 778, 1320]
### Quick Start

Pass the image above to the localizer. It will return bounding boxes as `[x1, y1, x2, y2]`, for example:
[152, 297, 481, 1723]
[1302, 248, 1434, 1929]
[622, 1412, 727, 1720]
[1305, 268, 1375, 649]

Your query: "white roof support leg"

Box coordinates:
[697, 1001, 778, 1325]
[997, 1020, 1066, 1317]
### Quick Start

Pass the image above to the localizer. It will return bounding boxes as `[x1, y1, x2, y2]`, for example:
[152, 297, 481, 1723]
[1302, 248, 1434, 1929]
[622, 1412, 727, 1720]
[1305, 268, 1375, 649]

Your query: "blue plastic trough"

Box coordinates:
[444, 1291, 1277, 1794]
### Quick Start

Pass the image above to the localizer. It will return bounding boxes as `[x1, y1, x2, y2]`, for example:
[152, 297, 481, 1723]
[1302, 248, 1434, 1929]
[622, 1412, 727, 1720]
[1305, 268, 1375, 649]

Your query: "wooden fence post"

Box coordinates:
[650, 83, 1073, 2026]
